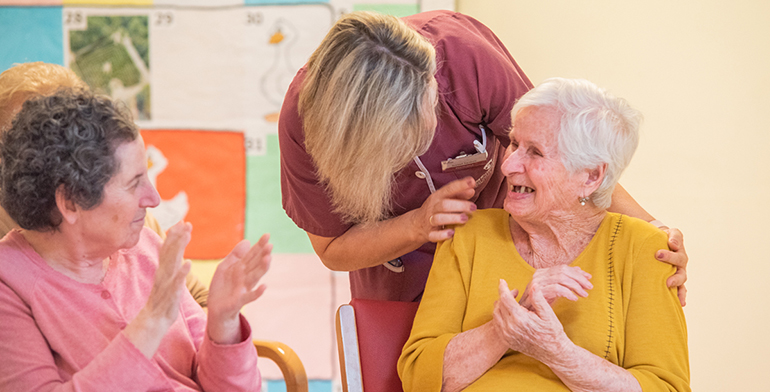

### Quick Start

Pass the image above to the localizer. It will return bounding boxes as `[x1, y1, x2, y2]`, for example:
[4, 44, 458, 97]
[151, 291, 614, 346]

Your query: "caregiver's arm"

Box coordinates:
[608, 184, 655, 221]
[609, 184, 688, 305]
[307, 178, 477, 271]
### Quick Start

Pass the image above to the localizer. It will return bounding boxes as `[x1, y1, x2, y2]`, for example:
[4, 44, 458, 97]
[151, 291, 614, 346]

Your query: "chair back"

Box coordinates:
[254, 340, 308, 392]
[336, 299, 420, 392]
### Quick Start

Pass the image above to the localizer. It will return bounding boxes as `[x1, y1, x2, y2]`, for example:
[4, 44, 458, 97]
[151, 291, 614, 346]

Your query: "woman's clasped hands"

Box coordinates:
[492, 279, 567, 363]
[518, 265, 593, 308]
[492, 265, 593, 362]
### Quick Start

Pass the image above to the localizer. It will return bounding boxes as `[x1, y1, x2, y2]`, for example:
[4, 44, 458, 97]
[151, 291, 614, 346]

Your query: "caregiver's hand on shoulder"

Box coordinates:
[415, 177, 477, 243]
[206, 234, 272, 344]
[518, 265, 592, 310]
[656, 227, 688, 306]
[492, 279, 569, 362]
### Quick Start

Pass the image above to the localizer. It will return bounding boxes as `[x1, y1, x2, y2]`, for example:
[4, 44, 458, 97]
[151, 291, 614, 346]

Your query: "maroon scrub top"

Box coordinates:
[279, 10, 533, 301]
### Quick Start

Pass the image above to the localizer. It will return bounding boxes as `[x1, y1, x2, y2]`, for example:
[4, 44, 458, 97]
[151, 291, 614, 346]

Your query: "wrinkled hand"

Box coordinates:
[518, 265, 592, 310]
[147, 221, 192, 323]
[206, 234, 272, 343]
[415, 177, 477, 243]
[656, 227, 688, 306]
[124, 221, 192, 359]
[492, 280, 569, 362]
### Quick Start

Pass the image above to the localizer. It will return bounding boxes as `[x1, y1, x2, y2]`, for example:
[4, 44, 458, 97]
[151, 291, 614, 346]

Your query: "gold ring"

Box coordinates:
[429, 215, 435, 226]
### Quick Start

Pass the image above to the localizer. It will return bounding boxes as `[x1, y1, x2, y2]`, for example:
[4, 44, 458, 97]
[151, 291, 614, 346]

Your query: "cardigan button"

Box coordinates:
[415, 171, 426, 179]
[101, 291, 111, 299]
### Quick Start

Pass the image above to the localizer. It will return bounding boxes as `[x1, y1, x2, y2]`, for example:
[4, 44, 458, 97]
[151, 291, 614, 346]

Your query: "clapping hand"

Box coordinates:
[148, 221, 192, 324]
[206, 234, 272, 344]
[125, 221, 192, 359]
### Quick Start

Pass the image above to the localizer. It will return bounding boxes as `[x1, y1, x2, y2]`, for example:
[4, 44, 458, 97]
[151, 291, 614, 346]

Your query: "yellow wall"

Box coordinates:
[456, 1, 770, 390]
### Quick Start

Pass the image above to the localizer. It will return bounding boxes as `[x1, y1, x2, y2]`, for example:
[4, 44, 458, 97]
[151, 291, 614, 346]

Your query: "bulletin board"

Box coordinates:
[0, 0, 453, 390]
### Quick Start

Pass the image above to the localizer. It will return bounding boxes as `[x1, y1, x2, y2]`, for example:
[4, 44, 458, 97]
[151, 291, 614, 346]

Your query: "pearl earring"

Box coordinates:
[579, 197, 589, 206]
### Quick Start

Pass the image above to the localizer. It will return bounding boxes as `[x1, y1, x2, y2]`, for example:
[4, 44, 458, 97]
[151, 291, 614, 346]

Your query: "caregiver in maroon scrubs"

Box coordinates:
[278, 10, 688, 303]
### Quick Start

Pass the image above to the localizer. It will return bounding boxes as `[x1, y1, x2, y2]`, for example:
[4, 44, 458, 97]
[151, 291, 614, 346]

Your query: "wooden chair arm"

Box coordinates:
[336, 304, 363, 392]
[254, 340, 309, 392]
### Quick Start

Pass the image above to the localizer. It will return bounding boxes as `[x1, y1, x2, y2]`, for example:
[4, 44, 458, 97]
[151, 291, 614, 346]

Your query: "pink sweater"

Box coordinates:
[0, 228, 260, 391]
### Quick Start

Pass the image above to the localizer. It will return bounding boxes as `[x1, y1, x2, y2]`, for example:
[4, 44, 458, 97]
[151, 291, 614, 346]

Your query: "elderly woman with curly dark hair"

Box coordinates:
[0, 89, 269, 391]
[0, 61, 211, 308]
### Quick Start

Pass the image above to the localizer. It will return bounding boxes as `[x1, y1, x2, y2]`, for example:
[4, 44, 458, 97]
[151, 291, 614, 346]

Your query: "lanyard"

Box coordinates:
[413, 124, 490, 195]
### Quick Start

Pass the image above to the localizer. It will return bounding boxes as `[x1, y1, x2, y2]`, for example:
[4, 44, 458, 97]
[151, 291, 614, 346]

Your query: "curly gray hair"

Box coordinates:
[0, 89, 138, 231]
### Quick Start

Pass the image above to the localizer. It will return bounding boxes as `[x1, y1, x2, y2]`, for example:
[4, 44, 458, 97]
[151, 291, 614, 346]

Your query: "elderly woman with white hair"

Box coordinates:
[398, 78, 690, 392]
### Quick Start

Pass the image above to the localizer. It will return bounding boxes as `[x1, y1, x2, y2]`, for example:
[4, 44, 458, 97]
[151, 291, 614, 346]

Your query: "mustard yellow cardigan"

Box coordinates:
[398, 210, 689, 391]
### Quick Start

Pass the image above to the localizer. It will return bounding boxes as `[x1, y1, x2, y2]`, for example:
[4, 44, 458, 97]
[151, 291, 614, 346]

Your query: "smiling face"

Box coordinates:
[501, 106, 590, 222]
[75, 136, 160, 254]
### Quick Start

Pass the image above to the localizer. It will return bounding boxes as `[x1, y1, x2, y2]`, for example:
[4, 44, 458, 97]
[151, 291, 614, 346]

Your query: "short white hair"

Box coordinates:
[511, 78, 642, 209]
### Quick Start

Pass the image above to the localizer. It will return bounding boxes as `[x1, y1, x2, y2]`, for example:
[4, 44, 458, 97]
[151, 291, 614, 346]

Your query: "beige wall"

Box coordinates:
[457, 1, 770, 390]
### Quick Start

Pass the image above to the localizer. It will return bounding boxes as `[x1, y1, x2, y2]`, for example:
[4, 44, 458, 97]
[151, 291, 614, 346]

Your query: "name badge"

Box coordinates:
[441, 151, 488, 171]
[442, 136, 489, 172]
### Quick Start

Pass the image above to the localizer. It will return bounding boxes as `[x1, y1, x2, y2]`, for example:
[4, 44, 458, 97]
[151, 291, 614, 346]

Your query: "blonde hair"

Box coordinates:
[299, 11, 437, 224]
[0, 62, 87, 132]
